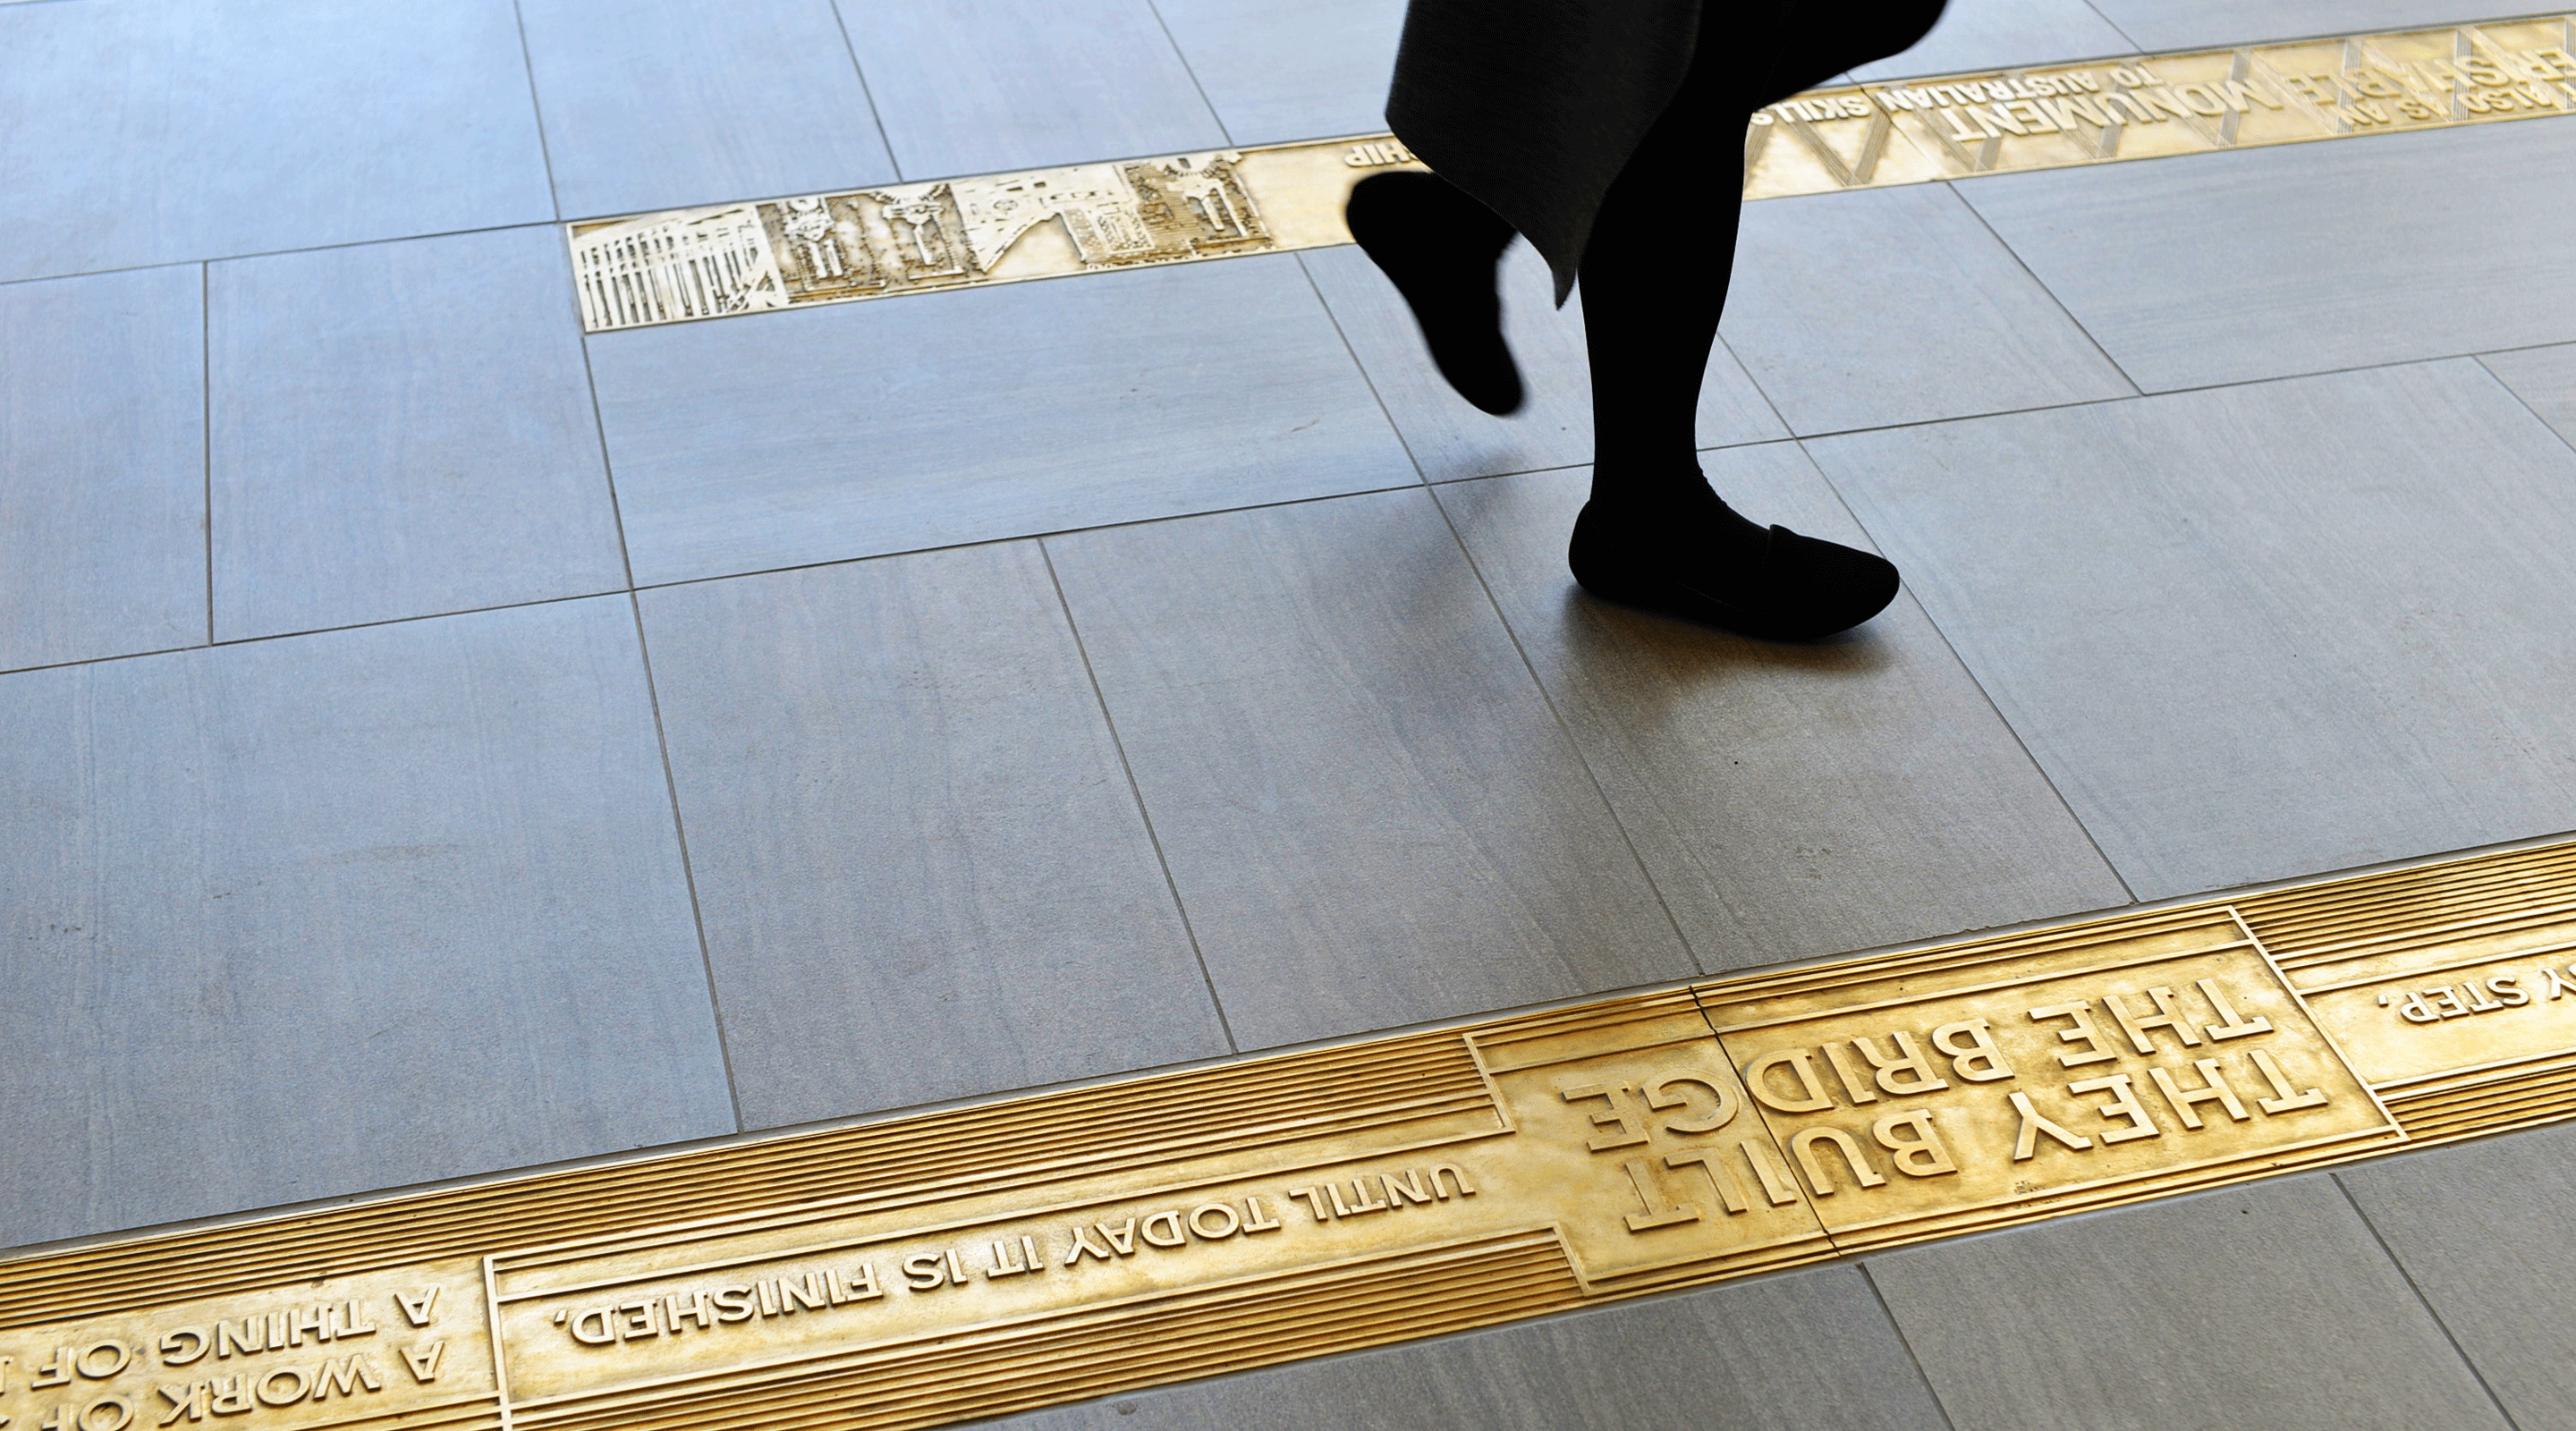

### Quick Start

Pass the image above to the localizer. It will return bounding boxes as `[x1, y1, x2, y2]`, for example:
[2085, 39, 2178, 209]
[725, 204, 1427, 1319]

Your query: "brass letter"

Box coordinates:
[1620, 1158, 1701, 1232]
[1641, 1070, 1739, 1132]
[2010, 1090, 2094, 1160]
[986, 1239, 1034, 1277]
[2196, 978, 2274, 1039]
[256, 1367, 311, 1407]
[1096, 1219, 1138, 1255]
[711, 1286, 756, 1322]
[901, 1254, 945, 1291]
[1664, 1147, 1751, 1214]
[568, 1308, 614, 1345]
[2028, 1003, 2118, 1067]
[1559, 1082, 1651, 1150]
[1743, 1049, 1835, 1112]
[2250, 1049, 2329, 1114]
[1791, 1126, 1886, 1195]
[1872, 1110, 1960, 1177]
[157, 1329, 209, 1367]
[1740, 1139, 1802, 1207]
[1190, 1202, 1243, 1238]
[1931, 1018, 2015, 1081]
[1430, 1164, 1478, 1198]
[2149, 1059, 2250, 1128]
[2067, 1073, 2161, 1143]
[393, 1286, 441, 1328]
[1382, 1171, 1434, 1207]
[213, 1322, 263, 1361]
[208, 1375, 253, 1416]
[400, 1342, 445, 1384]
[2101, 987, 2203, 1054]
[1819, 1042, 1881, 1105]
[1141, 1210, 1188, 1246]
[1063, 1226, 1117, 1265]
[311, 1355, 382, 1401]
[158, 1382, 212, 1422]
[2491, 974, 2530, 1007]
[1849, 1031, 1951, 1096]
[1241, 1195, 1285, 1232]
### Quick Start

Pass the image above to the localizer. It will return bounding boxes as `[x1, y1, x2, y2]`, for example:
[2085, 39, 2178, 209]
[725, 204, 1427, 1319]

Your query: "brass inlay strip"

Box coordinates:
[13, 843, 2576, 1427]
[564, 13, 2576, 334]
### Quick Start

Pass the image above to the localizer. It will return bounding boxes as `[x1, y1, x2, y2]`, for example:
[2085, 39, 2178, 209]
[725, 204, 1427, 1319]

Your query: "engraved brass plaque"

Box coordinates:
[567, 15, 2576, 333]
[12, 842, 2576, 1429]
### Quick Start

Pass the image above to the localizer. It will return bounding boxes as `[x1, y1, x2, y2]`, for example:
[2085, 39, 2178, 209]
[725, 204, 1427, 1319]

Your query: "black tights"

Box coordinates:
[1489, 2, 1946, 504]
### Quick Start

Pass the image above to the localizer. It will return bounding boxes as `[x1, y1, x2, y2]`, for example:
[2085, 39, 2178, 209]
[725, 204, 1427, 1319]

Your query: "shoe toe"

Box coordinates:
[1757, 526, 1900, 639]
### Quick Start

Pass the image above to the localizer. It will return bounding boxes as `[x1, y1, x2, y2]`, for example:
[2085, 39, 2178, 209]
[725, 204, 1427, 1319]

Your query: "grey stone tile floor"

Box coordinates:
[6, 0, 2576, 1423]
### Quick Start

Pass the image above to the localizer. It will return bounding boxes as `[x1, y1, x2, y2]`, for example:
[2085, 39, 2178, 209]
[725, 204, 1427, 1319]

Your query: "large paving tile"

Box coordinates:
[2087, 0, 2483, 51]
[985, 1265, 1946, 1431]
[521, 0, 898, 219]
[1849, 0, 2138, 81]
[1870, 1175, 2510, 1431]
[2338, 1125, 2576, 1429]
[1151, 0, 1406, 145]
[640, 544, 1228, 1130]
[0, 597, 732, 1249]
[594, 255, 1419, 587]
[1723, 182, 2134, 435]
[841, 0, 1224, 177]
[1437, 450, 2127, 971]
[1808, 360, 2576, 902]
[0, 265, 205, 673]
[1045, 488, 1695, 1049]
[1960, 121, 2576, 393]
[209, 226, 627, 642]
[2482, 342, 2576, 446]
[1301, 241, 1787, 484]
[0, 0, 553, 284]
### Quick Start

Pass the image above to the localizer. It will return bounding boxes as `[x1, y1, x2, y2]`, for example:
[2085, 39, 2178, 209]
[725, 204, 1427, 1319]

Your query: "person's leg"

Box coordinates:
[1344, 173, 1523, 414]
[1570, 0, 1944, 639]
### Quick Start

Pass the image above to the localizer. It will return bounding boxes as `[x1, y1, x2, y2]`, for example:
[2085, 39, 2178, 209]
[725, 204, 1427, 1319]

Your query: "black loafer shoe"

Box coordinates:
[1569, 499, 1900, 640]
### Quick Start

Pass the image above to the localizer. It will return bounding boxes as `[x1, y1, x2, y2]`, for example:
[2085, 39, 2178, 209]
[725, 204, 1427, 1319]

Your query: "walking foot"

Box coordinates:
[1344, 171, 1524, 415]
[1569, 482, 1899, 641]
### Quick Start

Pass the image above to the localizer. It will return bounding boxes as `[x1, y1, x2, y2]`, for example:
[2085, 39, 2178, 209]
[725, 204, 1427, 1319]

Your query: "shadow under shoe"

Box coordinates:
[1343, 171, 1524, 415]
[1568, 495, 1901, 641]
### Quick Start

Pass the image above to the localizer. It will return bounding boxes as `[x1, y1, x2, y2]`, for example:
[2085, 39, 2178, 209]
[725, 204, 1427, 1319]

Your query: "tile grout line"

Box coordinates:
[199, 261, 213, 647]
[1714, 329, 1801, 439]
[507, 0, 566, 224]
[17, 326, 2568, 682]
[2078, 0, 2148, 52]
[1036, 538, 1241, 1056]
[9, 334, 2563, 684]
[1140, 0, 1239, 146]
[1287, 251, 1434, 485]
[1283, 238, 1709, 965]
[1788, 436, 2140, 905]
[2330, 1171, 2527, 1429]
[2475, 351, 2576, 461]
[624, 588, 750, 1134]
[1857, 1260, 1963, 1431]
[826, 0, 909, 182]
[1942, 177, 2144, 396]
[1419, 480, 1710, 975]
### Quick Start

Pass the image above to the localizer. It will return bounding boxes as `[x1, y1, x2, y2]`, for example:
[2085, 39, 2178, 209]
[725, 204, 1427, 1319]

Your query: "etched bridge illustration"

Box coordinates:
[571, 151, 1274, 332]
